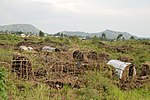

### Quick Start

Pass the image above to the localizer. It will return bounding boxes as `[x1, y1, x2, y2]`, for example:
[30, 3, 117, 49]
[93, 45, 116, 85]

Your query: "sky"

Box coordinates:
[0, 0, 150, 37]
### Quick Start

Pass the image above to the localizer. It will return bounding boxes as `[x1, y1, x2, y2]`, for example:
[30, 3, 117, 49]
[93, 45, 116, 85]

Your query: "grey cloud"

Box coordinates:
[0, 0, 150, 37]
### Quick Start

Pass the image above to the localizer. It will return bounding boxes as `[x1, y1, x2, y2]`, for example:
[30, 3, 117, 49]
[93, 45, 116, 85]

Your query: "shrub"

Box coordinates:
[0, 67, 7, 100]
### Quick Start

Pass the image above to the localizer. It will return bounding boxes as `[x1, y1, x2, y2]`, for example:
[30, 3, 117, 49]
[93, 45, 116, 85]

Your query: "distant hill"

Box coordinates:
[61, 30, 138, 39]
[0, 24, 39, 34]
[61, 31, 90, 37]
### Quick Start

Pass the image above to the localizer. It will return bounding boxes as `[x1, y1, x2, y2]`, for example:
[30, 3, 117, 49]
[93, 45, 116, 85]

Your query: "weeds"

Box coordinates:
[0, 67, 8, 100]
[0, 34, 149, 99]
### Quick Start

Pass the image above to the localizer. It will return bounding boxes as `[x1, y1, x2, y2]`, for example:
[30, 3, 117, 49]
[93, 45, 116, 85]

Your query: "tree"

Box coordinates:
[101, 33, 106, 40]
[39, 30, 45, 37]
[57, 32, 61, 36]
[130, 36, 135, 40]
[86, 36, 90, 39]
[60, 33, 64, 38]
[16, 31, 23, 35]
[117, 34, 123, 40]
[122, 37, 125, 40]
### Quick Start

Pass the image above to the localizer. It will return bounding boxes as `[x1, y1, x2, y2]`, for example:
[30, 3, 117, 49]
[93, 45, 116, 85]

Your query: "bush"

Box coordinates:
[0, 34, 22, 44]
[0, 67, 7, 100]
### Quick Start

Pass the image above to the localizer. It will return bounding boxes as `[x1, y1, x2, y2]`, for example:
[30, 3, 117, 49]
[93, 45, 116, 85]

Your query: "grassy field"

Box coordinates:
[0, 34, 150, 100]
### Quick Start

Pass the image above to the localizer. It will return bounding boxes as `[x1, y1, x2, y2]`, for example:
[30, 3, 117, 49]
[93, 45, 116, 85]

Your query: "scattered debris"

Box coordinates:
[42, 46, 60, 52]
[19, 46, 34, 52]
[19, 46, 28, 51]
[7, 44, 149, 90]
[28, 46, 33, 51]
[20, 34, 26, 38]
[42, 46, 56, 52]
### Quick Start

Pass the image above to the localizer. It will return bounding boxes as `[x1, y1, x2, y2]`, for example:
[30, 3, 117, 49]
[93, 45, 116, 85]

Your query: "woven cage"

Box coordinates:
[121, 64, 136, 81]
[12, 54, 32, 80]
[141, 62, 150, 76]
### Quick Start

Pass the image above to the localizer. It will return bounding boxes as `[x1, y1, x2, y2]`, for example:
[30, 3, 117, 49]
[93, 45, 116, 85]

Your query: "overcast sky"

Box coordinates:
[0, 0, 150, 37]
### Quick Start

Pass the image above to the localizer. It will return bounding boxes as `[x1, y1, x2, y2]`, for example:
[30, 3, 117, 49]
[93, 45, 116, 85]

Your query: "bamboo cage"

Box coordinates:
[12, 54, 32, 80]
[141, 62, 150, 76]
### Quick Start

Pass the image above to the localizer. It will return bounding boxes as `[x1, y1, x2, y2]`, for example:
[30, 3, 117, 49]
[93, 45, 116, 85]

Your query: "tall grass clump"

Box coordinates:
[0, 67, 8, 100]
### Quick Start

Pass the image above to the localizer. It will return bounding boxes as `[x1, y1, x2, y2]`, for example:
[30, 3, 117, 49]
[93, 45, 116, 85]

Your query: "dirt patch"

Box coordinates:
[16, 84, 25, 91]
[141, 62, 150, 76]
[87, 51, 98, 60]
[45, 75, 83, 89]
[0, 43, 5, 48]
[118, 56, 134, 62]
[11, 50, 105, 89]
[0, 43, 12, 49]
[98, 41, 107, 46]
[120, 76, 150, 90]
[142, 41, 150, 46]
[0, 61, 11, 71]
[47, 61, 76, 76]
[33, 67, 47, 81]
[100, 45, 134, 53]
[98, 53, 110, 61]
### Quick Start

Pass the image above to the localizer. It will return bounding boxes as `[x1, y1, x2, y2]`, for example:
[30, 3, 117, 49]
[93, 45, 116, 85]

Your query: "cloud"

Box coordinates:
[0, 0, 135, 16]
[32, 0, 81, 13]
[0, 0, 150, 37]
[31, 0, 125, 16]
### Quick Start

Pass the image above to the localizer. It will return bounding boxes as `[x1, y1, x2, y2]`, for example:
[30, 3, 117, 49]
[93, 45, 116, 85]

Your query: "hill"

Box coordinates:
[0, 24, 39, 34]
[61, 31, 90, 37]
[92, 29, 138, 39]
[61, 29, 138, 39]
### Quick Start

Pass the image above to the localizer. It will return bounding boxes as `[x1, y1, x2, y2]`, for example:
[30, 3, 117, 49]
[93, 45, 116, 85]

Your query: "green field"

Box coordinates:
[0, 34, 150, 100]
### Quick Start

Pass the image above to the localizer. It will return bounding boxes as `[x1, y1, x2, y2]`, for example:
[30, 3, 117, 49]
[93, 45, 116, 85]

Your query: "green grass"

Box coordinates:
[5, 69, 150, 100]
[0, 67, 8, 100]
[0, 34, 149, 99]
[0, 34, 22, 44]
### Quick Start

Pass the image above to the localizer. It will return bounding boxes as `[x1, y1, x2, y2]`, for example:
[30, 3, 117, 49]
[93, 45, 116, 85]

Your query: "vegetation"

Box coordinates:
[130, 36, 135, 40]
[117, 34, 123, 40]
[0, 67, 7, 100]
[0, 34, 22, 44]
[39, 30, 45, 37]
[101, 33, 106, 41]
[0, 34, 149, 99]
[92, 35, 100, 44]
